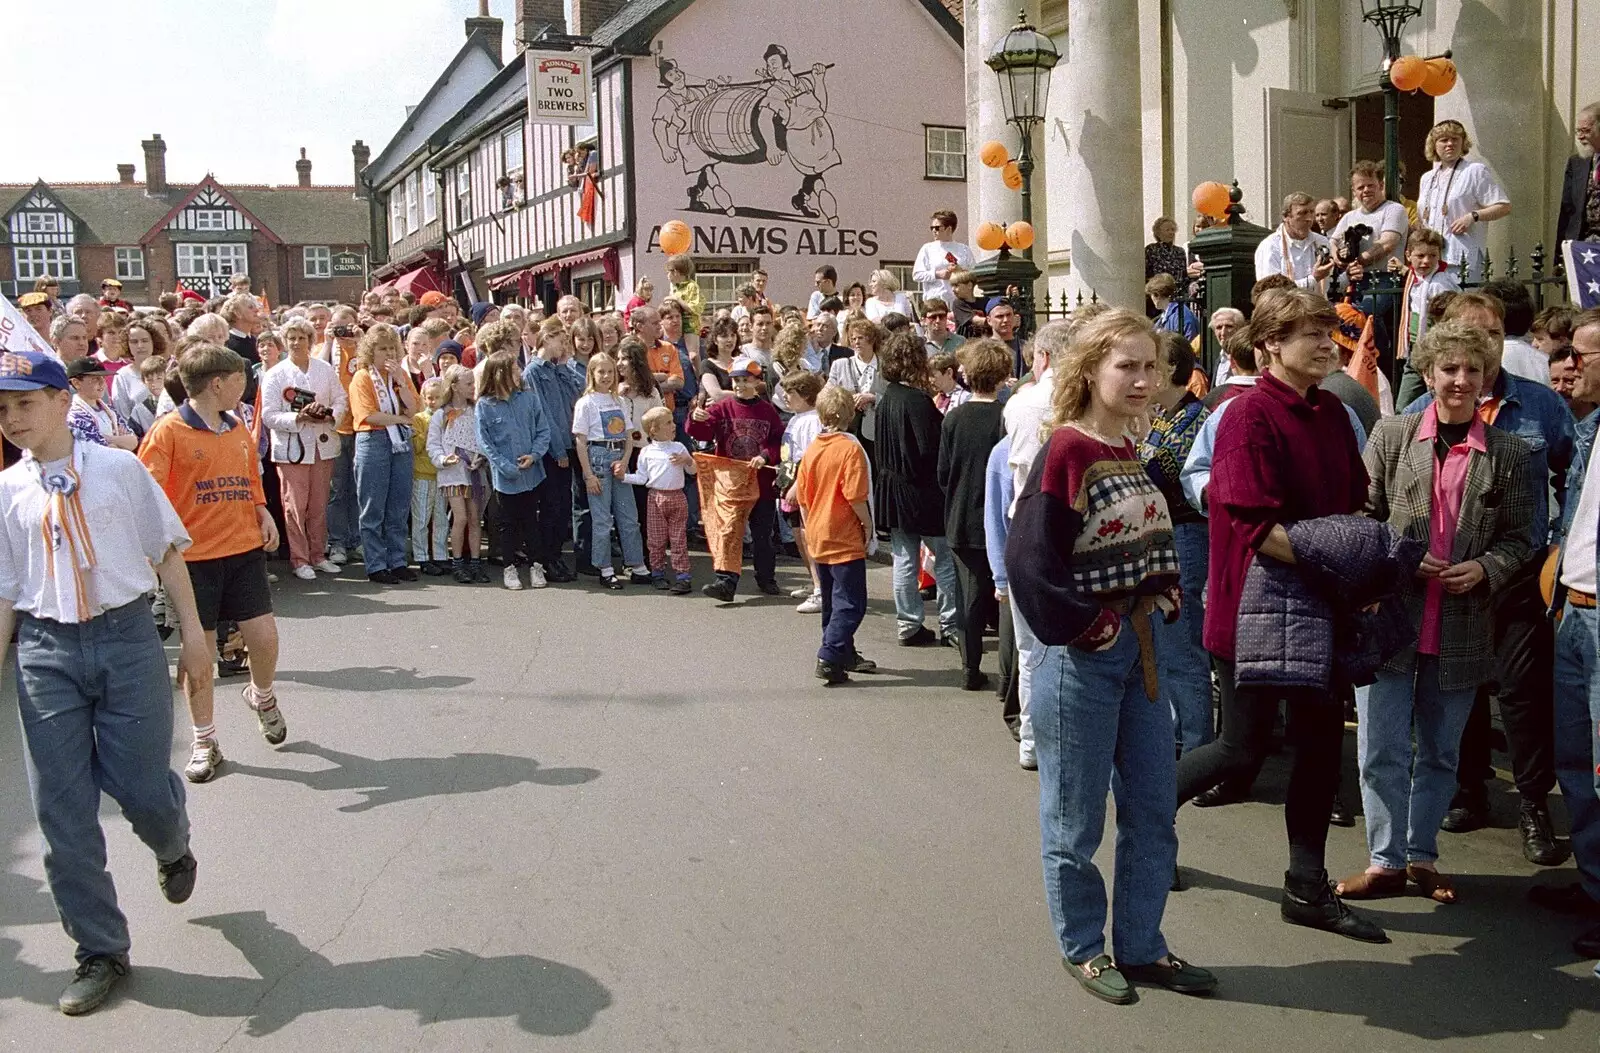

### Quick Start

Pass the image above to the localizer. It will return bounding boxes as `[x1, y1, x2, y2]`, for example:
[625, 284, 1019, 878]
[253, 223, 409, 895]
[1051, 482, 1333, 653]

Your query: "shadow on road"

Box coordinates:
[274, 591, 439, 620]
[224, 742, 599, 812]
[276, 666, 473, 692]
[1, 912, 612, 1037]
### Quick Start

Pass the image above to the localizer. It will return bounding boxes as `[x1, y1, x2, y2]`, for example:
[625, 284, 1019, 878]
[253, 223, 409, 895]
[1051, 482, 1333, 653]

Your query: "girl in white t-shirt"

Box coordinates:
[571, 353, 650, 590]
[428, 365, 487, 584]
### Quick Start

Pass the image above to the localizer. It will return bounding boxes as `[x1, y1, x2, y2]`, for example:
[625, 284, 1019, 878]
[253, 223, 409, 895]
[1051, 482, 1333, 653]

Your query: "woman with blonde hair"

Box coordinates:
[863, 269, 914, 324]
[112, 316, 172, 426]
[1416, 119, 1511, 282]
[1007, 308, 1212, 1005]
[348, 324, 420, 584]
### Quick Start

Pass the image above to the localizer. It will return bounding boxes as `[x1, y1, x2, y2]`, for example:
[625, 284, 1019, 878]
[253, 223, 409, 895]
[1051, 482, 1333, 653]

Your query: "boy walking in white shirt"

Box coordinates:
[913, 209, 976, 307]
[622, 405, 697, 593]
[0, 348, 209, 1016]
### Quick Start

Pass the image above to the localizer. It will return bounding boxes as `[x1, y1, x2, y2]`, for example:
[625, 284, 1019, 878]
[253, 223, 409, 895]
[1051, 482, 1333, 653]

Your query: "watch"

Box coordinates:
[1470, 209, 1480, 222]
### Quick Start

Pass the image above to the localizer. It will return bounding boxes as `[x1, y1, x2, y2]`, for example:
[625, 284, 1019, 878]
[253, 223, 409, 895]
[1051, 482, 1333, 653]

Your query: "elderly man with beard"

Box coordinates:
[1558, 101, 1600, 244]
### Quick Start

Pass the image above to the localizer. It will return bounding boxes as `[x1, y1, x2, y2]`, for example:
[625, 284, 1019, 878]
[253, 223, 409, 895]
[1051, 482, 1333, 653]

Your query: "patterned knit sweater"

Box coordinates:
[1007, 424, 1180, 646]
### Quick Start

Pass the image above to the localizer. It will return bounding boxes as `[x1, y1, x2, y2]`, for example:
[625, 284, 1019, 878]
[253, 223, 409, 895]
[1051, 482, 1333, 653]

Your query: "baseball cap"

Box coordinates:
[730, 356, 764, 380]
[101, 278, 123, 288]
[66, 357, 110, 380]
[985, 296, 1013, 314]
[17, 291, 49, 308]
[419, 291, 449, 307]
[0, 349, 70, 391]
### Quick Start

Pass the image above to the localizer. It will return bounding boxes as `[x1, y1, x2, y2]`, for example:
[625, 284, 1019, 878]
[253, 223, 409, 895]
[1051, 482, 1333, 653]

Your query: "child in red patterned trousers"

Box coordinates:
[622, 406, 697, 594]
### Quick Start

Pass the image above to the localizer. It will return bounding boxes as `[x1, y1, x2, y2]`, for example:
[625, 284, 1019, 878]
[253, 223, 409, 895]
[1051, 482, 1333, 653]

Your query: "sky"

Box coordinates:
[0, 0, 515, 187]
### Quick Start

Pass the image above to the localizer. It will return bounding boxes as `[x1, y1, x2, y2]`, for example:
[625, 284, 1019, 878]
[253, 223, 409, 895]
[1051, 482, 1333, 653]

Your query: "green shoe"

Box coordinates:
[1119, 955, 1218, 995]
[1065, 954, 1135, 1005]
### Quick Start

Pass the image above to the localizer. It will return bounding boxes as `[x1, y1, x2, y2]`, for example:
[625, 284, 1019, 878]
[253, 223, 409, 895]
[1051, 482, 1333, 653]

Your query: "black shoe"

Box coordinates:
[452, 564, 474, 584]
[1191, 783, 1247, 808]
[420, 560, 445, 576]
[962, 669, 990, 692]
[601, 573, 627, 591]
[544, 561, 575, 583]
[1280, 871, 1389, 944]
[1329, 795, 1357, 828]
[652, 575, 671, 590]
[158, 851, 197, 904]
[367, 570, 397, 585]
[393, 566, 419, 582]
[701, 579, 736, 602]
[1440, 798, 1489, 833]
[1119, 955, 1217, 995]
[898, 625, 936, 647]
[756, 580, 781, 596]
[470, 561, 490, 584]
[670, 577, 692, 595]
[1520, 799, 1568, 866]
[1574, 922, 1600, 959]
[577, 562, 601, 577]
[630, 570, 655, 586]
[815, 659, 849, 685]
[941, 630, 962, 650]
[215, 653, 249, 678]
[1529, 882, 1600, 917]
[845, 651, 878, 674]
[918, 584, 937, 601]
[58, 954, 128, 1016]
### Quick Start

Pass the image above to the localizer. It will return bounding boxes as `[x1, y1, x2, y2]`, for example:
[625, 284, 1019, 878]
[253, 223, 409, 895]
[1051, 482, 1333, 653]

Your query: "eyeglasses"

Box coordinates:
[930, 226, 944, 232]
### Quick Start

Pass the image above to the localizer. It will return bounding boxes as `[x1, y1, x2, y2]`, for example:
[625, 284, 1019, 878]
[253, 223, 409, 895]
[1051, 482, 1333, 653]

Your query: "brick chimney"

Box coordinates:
[352, 140, 371, 199]
[569, 0, 626, 34]
[296, 148, 313, 187]
[141, 134, 167, 196]
[116, 164, 136, 184]
[464, 0, 504, 59]
[514, 0, 565, 51]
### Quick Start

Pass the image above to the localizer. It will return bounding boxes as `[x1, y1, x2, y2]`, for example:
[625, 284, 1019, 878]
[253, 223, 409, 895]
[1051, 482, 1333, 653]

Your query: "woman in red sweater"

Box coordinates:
[1007, 309, 1214, 1006]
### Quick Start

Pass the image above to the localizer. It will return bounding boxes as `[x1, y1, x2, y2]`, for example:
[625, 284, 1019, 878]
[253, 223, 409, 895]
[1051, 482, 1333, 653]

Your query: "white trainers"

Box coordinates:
[1019, 741, 1038, 771]
[790, 584, 814, 598]
[245, 685, 288, 746]
[327, 546, 347, 565]
[503, 566, 524, 590]
[313, 560, 342, 575]
[528, 563, 548, 589]
[184, 738, 223, 783]
[796, 593, 823, 614]
[293, 565, 317, 581]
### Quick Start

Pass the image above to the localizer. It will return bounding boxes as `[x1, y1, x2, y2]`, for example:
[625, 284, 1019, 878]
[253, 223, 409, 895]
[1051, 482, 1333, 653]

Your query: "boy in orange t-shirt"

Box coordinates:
[793, 382, 877, 685]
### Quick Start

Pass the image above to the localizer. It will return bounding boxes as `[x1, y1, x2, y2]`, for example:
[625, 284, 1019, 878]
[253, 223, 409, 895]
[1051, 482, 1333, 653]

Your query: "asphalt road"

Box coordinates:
[1, 554, 1595, 1051]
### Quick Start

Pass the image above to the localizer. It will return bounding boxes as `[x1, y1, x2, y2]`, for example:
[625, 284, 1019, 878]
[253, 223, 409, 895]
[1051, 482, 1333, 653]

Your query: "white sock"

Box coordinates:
[193, 723, 216, 742]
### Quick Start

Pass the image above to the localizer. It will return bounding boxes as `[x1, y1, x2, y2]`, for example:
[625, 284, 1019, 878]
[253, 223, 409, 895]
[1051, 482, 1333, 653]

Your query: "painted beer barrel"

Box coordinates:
[685, 84, 783, 165]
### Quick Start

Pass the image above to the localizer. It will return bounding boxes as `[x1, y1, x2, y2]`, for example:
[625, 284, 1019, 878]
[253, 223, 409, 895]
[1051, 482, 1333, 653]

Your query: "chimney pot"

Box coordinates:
[295, 147, 313, 188]
[116, 164, 136, 184]
[140, 133, 167, 196]
[352, 140, 372, 199]
[513, 0, 564, 52]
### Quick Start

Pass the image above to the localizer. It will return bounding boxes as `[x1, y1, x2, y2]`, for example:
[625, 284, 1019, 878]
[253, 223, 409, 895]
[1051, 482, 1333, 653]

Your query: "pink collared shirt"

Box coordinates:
[1416, 404, 1487, 655]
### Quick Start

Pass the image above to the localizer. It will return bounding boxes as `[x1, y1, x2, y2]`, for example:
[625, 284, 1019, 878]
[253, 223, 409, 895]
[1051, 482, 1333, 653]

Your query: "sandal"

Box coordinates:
[1407, 864, 1457, 904]
[1334, 869, 1407, 899]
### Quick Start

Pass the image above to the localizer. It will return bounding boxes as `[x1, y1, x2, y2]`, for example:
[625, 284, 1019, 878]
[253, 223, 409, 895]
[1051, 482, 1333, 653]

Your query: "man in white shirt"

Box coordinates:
[1004, 320, 1070, 503]
[1332, 160, 1410, 274]
[1255, 192, 1334, 291]
[912, 209, 975, 308]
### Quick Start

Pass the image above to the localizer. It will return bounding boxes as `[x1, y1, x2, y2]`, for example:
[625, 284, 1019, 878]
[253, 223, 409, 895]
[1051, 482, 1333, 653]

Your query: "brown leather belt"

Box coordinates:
[1106, 595, 1162, 702]
[1571, 588, 1598, 610]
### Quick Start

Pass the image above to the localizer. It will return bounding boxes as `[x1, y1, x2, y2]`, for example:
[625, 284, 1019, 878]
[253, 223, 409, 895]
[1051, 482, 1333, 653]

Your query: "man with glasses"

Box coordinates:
[922, 299, 962, 357]
[1558, 101, 1600, 244]
[913, 209, 974, 309]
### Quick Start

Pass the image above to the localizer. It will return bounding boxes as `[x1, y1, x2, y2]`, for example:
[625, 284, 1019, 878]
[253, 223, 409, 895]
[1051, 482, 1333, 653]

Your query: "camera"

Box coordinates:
[332, 324, 359, 339]
[284, 387, 330, 418]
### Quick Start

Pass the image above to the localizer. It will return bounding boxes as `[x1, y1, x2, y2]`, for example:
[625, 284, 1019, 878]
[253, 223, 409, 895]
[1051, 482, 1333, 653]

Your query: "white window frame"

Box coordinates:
[924, 126, 966, 181]
[422, 167, 437, 224]
[303, 246, 332, 279]
[455, 161, 473, 225]
[192, 208, 228, 231]
[390, 190, 406, 242]
[114, 247, 145, 281]
[14, 246, 76, 281]
[502, 125, 525, 180]
[694, 259, 757, 314]
[24, 212, 61, 234]
[176, 242, 247, 279]
[405, 170, 420, 234]
[881, 261, 921, 317]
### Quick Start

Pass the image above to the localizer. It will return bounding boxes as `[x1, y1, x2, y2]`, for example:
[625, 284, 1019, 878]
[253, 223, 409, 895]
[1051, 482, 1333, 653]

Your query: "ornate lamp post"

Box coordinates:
[1361, 0, 1424, 202]
[980, 11, 1059, 334]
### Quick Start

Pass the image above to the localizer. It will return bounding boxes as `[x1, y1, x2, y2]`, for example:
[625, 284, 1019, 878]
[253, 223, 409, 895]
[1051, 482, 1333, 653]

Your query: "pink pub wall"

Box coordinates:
[624, 0, 966, 307]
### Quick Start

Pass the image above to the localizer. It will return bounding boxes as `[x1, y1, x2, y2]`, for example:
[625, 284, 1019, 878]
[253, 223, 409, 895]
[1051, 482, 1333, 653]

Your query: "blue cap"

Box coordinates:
[0, 349, 69, 391]
[469, 301, 497, 325]
[434, 339, 465, 366]
[985, 296, 1012, 314]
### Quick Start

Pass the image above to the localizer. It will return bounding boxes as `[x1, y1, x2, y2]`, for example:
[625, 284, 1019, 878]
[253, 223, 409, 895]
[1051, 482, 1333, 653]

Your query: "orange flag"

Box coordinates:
[1345, 314, 1382, 405]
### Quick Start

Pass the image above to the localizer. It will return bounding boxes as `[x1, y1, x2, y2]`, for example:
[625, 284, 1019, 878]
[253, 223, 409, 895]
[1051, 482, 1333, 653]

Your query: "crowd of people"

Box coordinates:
[3, 132, 1599, 1014]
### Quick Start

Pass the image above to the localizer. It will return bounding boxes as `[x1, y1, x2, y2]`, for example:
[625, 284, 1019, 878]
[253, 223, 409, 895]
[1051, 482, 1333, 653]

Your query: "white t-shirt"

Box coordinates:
[1332, 200, 1410, 270]
[572, 393, 630, 443]
[1560, 439, 1600, 595]
[1003, 368, 1055, 508]
[913, 239, 975, 306]
[781, 409, 823, 470]
[864, 294, 914, 323]
[1417, 159, 1508, 281]
[1500, 336, 1552, 388]
[1254, 225, 1331, 289]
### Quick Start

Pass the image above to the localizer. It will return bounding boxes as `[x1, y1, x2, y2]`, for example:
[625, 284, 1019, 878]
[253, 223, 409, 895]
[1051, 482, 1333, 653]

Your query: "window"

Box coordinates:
[114, 247, 144, 281]
[176, 242, 247, 278]
[390, 190, 406, 242]
[455, 161, 473, 225]
[572, 276, 612, 313]
[422, 168, 437, 224]
[694, 259, 758, 314]
[192, 209, 228, 231]
[303, 246, 331, 279]
[24, 212, 61, 234]
[502, 125, 525, 179]
[14, 246, 75, 280]
[405, 171, 420, 234]
[924, 126, 966, 180]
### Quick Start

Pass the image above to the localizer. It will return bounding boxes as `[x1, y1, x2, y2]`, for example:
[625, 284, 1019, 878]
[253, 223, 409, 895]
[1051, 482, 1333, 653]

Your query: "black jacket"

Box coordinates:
[937, 399, 1004, 549]
[873, 382, 946, 537]
[1558, 154, 1595, 244]
[227, 331, 262, 403]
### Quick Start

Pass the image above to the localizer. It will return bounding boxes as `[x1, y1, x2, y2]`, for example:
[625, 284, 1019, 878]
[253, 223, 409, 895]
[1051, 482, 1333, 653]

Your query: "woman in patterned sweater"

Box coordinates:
[1007, 309, 1215, 1006]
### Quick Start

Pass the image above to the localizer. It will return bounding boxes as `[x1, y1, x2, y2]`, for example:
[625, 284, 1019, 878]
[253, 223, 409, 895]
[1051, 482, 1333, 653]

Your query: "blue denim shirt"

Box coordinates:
[1406, 369, 1576, 548]
[474, 388, 550, 495]
[523, 357, 583, 460]
[984, 436, 1015, 593]
[1556, 409, 1598, 545]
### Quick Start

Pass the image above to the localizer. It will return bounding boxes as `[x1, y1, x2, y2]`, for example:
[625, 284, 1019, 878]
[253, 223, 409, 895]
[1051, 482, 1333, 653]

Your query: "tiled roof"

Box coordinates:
[591, 0, 960, 49]
[232, 186, 368, 245]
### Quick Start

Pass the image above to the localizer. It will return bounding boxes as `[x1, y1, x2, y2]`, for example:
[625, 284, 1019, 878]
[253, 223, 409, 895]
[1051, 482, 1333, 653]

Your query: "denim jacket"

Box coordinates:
[474, 388, 551, 495]
[1550, 409, 1599, 614]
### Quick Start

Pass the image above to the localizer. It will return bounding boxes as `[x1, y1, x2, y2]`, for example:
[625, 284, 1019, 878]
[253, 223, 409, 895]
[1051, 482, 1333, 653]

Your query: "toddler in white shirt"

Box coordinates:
[621, 405, 697, 592]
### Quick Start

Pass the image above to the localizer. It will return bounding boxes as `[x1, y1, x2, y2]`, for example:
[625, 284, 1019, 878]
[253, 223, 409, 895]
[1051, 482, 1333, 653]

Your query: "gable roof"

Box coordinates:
[364, 26, 504, 189]
[139, 176, 282, 246]
[428, 51, 531, 164]
[590, 0, 962, 50]
[1, 181, 88, 230]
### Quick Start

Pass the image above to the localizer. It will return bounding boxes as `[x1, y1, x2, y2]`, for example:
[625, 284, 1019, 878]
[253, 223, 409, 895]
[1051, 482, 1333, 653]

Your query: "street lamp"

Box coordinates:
[1361, 0, 1424, 202]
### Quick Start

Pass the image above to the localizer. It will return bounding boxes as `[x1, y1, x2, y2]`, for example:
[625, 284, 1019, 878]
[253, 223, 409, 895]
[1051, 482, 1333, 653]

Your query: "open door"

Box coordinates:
[1264, 88, 1352, 213]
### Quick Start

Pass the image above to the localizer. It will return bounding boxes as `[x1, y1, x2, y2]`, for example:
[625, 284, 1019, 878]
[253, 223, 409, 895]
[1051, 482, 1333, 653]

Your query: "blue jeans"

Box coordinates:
[889, 529, 960, 640]
[353, 431, 414, 573]
[817, 559, 867, 665]
[15, 602, 190, 963]
[1554, 605, 1600, 899]
[1033, 613, 1176, 965]
[327, 433, 361, 551]
[1163, 521, 1213, 753]
[586, 444, 643, 571]
[1355, 654, 1476, 869]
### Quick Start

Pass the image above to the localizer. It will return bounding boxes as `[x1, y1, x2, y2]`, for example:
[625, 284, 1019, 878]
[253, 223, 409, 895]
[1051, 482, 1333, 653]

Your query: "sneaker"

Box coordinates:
[157, 851, 197, 904]
[420, 560, 446, 576]
[701, 578, 736, 602]
[246, 686, 288, 746]
[293, 565, 317, 581]
[528, 563, 548, 589]
[898, 625, 936, 647]
[471, 560, 491, 584]
[327, 546, 347, 565]
[790, 584, 815, 598]
[503, 566, 524, 590]
[393, 566, 419, 582]
[756, 580, 781, 596]
[1020, 741, 1038, 770]
[266, 571, 279, 584]
[670, 577, 692, 595]
[313, 560, 342, 575]
[796, 593, 823, 614]
[652, 574, 670, 590]
[844, 650, 878, 674]
[58, 954, 128, 1016]
[184, 738, 223, 783]
[815, 659, 849, 685]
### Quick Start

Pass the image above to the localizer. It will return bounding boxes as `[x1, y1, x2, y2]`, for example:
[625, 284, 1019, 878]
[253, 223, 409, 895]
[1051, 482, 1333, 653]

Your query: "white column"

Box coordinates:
[965, 1, 1046, 278]
[1062, 0, 1144, 308]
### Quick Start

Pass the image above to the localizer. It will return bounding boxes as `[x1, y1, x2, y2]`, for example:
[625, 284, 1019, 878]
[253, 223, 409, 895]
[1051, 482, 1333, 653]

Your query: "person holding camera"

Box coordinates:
[263, 317, 347, 580]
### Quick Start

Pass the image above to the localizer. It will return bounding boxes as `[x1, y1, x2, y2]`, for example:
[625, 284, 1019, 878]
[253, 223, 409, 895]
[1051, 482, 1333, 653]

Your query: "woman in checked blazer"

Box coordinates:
[1339, 320, 1533, 906]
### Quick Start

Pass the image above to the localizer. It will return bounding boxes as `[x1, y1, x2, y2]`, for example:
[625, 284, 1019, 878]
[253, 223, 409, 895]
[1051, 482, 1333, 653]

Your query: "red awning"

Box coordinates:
[372, 265, 445, 298]
[487, 247, 619, 295]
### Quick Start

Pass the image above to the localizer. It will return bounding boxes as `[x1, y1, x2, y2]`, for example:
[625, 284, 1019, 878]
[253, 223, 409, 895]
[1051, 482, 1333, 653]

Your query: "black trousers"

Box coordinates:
[537, 456, 573, 570]
[952, 545, 997, 676]
[495, 487, 545, 569]
[1455, 569, 1556, 804]
[1176, 660, 1344, 878]
[997, 597, 1020, 730]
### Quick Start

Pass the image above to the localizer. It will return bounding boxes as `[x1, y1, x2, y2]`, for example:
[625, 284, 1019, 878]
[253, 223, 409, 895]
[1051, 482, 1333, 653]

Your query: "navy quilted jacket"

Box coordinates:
[1235, 515, 1426, 689]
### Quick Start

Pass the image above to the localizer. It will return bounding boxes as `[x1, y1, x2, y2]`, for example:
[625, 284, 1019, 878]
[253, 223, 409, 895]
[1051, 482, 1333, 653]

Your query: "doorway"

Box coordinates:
[1350, 90, 1435, 200]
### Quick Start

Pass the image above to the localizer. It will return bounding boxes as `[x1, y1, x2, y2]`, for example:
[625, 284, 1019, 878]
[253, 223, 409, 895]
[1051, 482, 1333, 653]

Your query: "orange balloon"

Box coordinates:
[1389, 55, 1426, 93]
[1421, 58, 1457, 97]
[979, 140, 1010, 169]
[1001, 161, 1024, 191]
[974, 221, 1007, 252]
[1191, 181, 1230, 221]
[658, 220, 692, 256]
[1005, 221, 1035, 251]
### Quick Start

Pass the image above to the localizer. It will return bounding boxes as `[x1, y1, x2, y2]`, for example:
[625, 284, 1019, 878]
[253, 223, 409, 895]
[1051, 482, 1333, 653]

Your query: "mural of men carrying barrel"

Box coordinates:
[651, 43, 843, 227]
